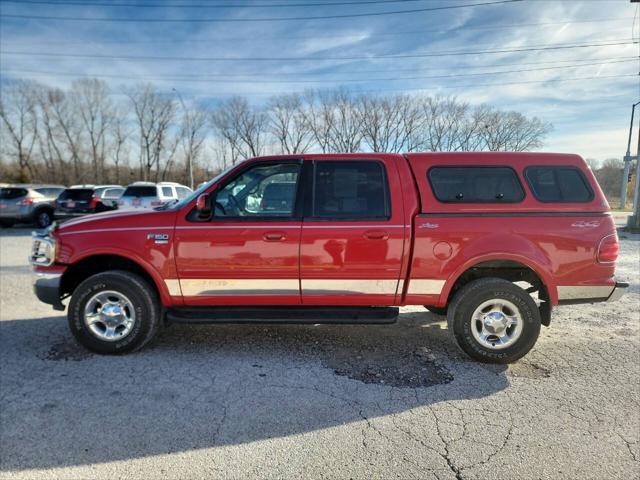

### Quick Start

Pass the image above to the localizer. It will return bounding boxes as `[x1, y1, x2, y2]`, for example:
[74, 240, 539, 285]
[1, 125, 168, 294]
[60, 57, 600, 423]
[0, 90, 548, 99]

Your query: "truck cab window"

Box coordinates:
[214, 162, 300, 218]
[312, 161, 390, 219]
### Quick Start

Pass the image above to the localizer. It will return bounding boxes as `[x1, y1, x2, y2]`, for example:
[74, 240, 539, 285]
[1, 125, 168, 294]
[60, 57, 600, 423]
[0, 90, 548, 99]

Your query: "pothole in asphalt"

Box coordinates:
[325, 347, 454, 388]
[40, 341, 93, 361]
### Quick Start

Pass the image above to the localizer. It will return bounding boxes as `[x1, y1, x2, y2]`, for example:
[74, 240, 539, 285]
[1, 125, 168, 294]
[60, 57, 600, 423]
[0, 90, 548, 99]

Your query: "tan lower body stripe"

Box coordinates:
[166, 278, 401, 296]
[301, 279, 398, 295]
[407, 279, 446, 295]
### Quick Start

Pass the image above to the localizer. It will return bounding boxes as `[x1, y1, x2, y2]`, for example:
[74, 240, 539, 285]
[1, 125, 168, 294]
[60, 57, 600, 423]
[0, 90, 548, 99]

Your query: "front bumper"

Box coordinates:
[33, 271, 65, 311]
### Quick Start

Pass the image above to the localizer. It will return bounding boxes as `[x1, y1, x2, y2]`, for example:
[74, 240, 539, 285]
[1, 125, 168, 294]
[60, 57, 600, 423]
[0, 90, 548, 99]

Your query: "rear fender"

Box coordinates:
[440, 234, 557, 306]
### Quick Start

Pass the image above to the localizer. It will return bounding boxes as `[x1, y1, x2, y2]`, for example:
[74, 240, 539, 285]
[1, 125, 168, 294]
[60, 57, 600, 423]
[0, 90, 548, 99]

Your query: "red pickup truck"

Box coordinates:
[30, 152, 627, 363]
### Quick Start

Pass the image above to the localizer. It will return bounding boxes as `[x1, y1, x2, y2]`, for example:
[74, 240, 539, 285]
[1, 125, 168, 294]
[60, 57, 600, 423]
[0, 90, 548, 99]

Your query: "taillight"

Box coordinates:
[597, 233, 619, 263]
[52, 200, 58, 209]
[18, 197, 33, 206]
[89, 196, 100, 209]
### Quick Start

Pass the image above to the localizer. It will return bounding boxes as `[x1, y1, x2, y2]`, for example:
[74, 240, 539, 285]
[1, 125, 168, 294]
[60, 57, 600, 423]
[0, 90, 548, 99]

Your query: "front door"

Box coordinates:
[174, 160, 303, 306]
[300, 158, 406, 306]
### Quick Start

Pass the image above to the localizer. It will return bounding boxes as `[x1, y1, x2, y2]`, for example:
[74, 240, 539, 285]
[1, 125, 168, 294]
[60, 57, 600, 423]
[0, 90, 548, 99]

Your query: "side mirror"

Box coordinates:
[196, 193, 212, 218]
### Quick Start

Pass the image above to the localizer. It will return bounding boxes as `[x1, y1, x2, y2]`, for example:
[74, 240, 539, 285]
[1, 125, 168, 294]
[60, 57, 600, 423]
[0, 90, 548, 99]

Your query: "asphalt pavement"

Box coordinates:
[0, 227, 638, 479]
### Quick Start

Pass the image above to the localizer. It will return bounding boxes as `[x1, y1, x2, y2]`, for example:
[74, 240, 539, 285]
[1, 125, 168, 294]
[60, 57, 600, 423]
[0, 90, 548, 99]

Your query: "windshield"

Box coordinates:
[159, 163, 239, 211]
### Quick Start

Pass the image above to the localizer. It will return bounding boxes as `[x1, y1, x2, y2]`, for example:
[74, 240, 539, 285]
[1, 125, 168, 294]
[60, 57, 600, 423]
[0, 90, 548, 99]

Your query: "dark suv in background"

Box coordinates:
[0, 184, 65, 228]
[55, 185, 123, 220]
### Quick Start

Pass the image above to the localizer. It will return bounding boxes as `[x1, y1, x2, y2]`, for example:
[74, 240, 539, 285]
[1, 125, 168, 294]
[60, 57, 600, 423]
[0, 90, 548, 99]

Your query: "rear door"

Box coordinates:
[174, 159, 304, 306]
[299, 157, 406, 306]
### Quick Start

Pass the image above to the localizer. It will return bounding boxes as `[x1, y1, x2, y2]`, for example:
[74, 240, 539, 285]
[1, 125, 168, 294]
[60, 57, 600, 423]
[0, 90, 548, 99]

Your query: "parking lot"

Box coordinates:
[0, 225, 638, 479]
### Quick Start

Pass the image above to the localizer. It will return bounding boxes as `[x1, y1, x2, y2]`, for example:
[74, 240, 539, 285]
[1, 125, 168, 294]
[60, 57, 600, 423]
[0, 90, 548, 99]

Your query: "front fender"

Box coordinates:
[64, 246, 177, 307]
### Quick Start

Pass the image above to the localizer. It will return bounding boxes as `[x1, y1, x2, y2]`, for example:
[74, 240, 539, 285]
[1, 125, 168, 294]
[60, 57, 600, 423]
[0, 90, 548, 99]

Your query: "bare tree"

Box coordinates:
[359, 94, 422, 153]
[42, 88, 84, 182]
[267, 93, 313, 154]
[126, 84, 176, 181]
[110, 108, 130, 184]
[177, 101, 208, 188]
[477, 107, 552, 152]
[0, 79, 556, 184]
[211, 96, 267, 162]
[72, 78, 113, 183]
[325, 89, 362, 153]
[419, 96, 472, 152]
[0, 80, 39, 181]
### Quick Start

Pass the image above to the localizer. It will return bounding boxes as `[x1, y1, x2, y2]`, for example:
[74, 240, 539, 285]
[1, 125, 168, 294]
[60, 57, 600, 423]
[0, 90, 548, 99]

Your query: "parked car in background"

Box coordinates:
[118, 181, 192, 210]
[0, 184, 65, 228]
[55, 185, 122, 220]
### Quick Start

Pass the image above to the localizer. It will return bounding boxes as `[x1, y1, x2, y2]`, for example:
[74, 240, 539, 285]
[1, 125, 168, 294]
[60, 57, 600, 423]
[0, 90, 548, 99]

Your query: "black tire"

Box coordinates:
[68, 270, 161, 354]
[424, 305, 448, 316]
[447, 278, 541, 364]
[33, 208, 53, 228]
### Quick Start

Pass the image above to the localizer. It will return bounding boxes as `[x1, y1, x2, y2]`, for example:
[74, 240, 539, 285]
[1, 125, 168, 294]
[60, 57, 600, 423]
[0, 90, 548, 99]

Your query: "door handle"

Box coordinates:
[263, 231, 286, 241]
[363, 230, 388, 240]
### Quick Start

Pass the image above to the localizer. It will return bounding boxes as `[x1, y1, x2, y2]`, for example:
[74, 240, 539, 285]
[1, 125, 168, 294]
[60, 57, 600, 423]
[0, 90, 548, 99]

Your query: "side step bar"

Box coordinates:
[166, 306, 399, 325]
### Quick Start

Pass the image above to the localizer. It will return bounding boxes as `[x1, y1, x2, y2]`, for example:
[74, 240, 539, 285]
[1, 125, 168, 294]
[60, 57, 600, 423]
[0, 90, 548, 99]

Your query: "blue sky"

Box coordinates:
[0, 0, 638, 161]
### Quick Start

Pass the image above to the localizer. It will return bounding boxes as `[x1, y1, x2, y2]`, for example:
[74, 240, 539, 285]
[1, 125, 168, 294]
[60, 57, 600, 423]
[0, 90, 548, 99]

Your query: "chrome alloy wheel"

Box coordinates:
[83, 290, 136, 342]
[470, 298, 523, 350]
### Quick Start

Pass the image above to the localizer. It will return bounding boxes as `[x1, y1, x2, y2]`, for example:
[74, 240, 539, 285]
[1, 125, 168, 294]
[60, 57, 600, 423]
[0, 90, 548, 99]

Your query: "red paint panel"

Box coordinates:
[406, 214, 617, 307]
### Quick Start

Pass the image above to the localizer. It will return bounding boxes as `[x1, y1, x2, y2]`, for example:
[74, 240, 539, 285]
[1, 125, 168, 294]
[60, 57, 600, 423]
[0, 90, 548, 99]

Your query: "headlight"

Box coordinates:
[30, 232, 56, 266]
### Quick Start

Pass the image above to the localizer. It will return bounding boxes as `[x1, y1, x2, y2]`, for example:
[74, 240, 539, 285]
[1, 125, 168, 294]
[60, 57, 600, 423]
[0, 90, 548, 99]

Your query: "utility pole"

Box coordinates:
[621, 101, 640, 209]
[631, 133, 640, 229]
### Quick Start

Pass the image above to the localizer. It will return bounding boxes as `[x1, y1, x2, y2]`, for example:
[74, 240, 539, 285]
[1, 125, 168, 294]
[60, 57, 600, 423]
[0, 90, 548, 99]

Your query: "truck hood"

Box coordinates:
[56, 209, 176, 234]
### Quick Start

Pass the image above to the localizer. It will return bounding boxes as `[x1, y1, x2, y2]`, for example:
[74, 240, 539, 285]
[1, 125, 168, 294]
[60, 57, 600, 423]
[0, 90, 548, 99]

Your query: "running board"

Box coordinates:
[165, 306, 399, 325]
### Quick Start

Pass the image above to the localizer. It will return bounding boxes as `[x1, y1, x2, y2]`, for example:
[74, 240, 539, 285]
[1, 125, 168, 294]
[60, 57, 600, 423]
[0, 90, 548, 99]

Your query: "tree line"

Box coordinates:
[1, 78, 553, 186]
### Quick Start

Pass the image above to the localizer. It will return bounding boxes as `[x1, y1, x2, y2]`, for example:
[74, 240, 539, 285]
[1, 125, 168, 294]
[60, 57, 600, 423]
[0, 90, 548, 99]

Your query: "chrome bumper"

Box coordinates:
[557, 280, 629, 305]
[607, 281, 629, 303]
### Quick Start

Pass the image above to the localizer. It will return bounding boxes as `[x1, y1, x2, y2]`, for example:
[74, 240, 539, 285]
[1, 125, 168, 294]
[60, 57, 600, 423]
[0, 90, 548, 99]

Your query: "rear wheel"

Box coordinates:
[34, 209, 53, 228]
[68, 270, 161, 354]
[447, 278, 541, 364]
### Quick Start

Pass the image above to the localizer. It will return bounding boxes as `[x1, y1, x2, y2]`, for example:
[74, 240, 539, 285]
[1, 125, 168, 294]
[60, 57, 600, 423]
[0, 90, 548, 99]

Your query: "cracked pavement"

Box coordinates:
[1, 227, 639, 479]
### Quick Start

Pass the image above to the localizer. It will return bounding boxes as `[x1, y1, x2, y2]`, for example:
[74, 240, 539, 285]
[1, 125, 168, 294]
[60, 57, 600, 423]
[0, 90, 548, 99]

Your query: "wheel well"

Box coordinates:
[60, 255, 159, 299]
[447, 260, 551, 326]
[33, 205, 53, 214]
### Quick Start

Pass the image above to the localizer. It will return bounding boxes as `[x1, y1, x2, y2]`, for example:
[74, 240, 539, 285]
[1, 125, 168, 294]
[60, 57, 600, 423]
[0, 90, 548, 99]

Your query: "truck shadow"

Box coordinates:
[0, 311, 509, 472]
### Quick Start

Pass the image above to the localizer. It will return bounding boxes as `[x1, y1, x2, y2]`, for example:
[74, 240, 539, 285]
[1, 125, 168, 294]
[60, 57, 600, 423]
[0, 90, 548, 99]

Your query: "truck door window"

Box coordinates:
[428, 166, 525, 203]
[214, 162, 301, 218]
[311, 161, 390, 219]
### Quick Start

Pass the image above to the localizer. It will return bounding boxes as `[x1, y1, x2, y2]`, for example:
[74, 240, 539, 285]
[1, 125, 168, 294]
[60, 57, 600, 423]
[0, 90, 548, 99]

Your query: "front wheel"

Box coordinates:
[447, 278, 541, 364]
[68, 271, 161, 354]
